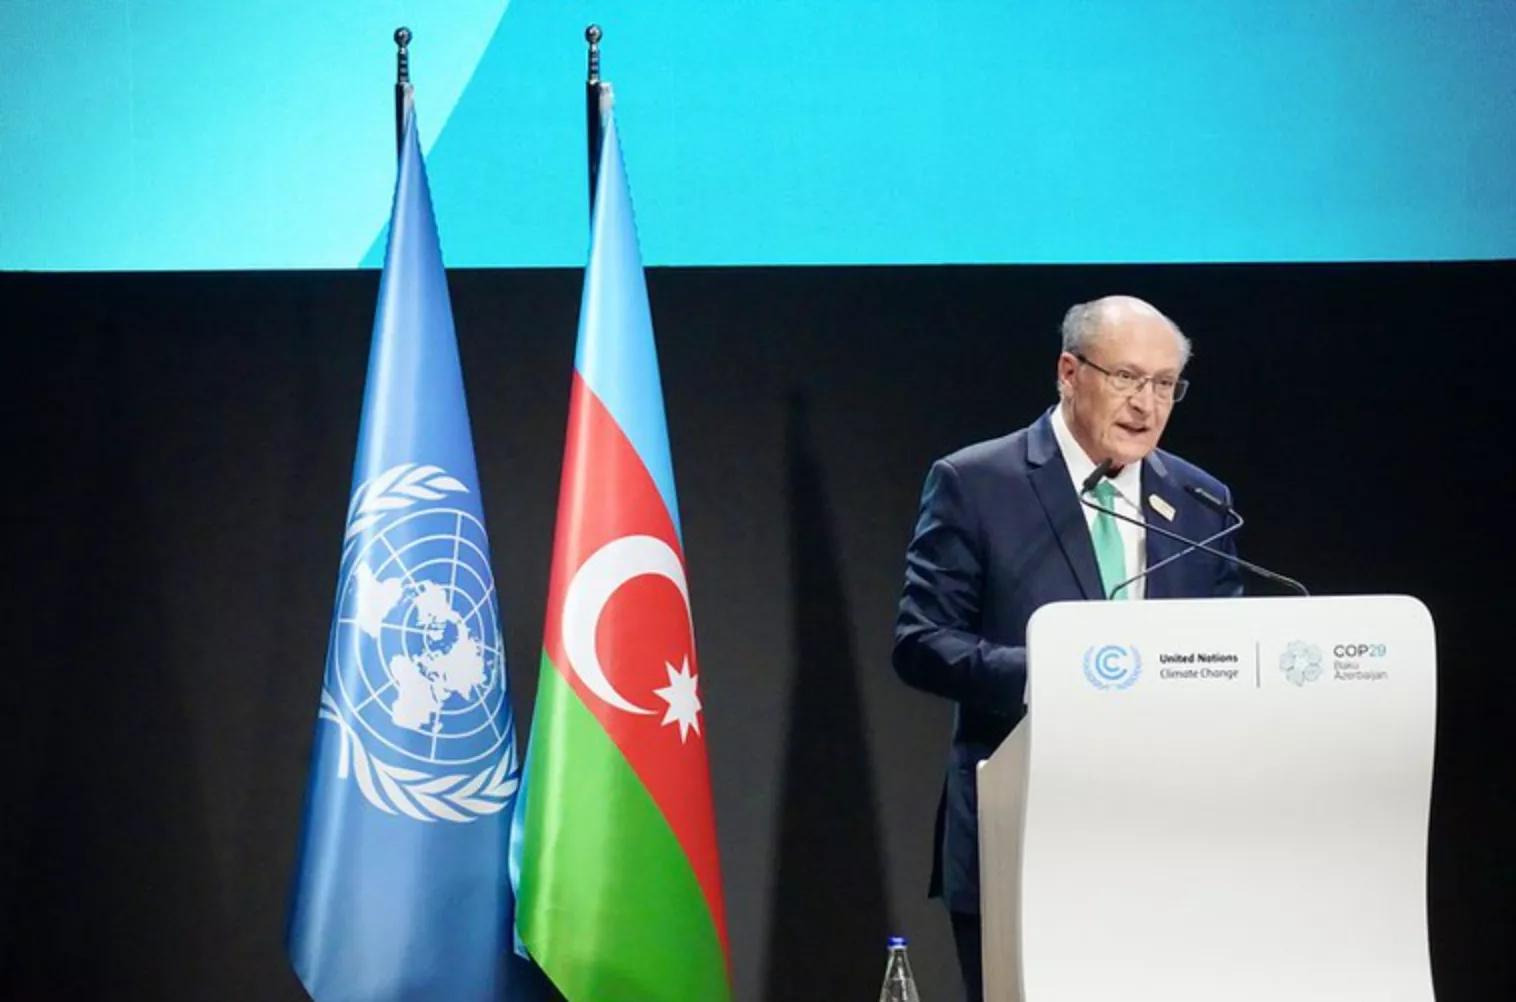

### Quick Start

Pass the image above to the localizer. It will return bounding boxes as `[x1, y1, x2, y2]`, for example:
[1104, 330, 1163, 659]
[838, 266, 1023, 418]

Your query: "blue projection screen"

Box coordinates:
[4, 0, 1515, 270]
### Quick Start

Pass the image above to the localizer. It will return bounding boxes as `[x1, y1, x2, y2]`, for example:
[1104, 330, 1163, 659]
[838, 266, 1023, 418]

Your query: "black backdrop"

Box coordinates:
[3, 262, 1513, 1000]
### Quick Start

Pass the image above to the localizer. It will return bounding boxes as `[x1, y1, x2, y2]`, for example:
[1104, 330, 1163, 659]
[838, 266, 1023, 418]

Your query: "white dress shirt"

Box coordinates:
[1049, 404, 1147, 599]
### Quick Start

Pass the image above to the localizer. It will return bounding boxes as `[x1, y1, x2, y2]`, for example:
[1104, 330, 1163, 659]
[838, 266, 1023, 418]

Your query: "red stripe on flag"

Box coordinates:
[542, 372, 729, 955]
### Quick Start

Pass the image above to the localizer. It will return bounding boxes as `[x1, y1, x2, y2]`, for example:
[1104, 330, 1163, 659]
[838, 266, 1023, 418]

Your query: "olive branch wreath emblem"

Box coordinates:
[318, 462, 518, 824]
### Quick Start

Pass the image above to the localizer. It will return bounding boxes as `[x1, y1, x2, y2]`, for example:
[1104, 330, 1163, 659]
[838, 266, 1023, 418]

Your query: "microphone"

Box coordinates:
[1106, 487, 1245, 598]
[1080, 458, 1116, 496]
[1176, 485, 1309, 595]
[1079, 470, 1309, 596]
[1185, 484, 1229, 511]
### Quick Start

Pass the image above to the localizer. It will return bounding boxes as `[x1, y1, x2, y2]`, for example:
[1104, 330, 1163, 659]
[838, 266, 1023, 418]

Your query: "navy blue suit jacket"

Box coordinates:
[892, 409, 1243, 912]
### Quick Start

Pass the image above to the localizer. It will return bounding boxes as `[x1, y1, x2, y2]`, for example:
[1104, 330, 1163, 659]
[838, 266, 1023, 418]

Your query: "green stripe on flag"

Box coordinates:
[518, 653, 730, 1001]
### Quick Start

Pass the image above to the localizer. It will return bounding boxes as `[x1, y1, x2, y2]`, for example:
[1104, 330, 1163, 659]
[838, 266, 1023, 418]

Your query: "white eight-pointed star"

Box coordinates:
[652, 657, 702, 742]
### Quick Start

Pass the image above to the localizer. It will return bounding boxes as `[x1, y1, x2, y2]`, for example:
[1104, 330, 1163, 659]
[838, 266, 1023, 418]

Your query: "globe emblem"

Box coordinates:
[329, 506, 509, 768]
[1083, 643, 1142, 690]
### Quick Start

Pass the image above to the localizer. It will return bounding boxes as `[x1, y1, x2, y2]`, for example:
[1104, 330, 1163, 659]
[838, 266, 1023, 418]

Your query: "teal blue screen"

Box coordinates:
[5, 1, 1514, 269]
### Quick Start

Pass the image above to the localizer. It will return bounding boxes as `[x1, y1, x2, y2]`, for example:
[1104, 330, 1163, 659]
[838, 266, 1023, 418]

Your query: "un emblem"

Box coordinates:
[318, 463, 518, 824]
[1083, 643, 1142, 690]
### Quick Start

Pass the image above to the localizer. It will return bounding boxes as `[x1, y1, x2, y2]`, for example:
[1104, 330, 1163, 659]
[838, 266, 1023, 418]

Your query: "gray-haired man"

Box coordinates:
[893, 296, 1242, 1000]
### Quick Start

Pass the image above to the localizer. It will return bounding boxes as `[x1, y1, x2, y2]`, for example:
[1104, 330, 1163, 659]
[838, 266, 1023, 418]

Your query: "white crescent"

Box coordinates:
[560, 534, 692, 716]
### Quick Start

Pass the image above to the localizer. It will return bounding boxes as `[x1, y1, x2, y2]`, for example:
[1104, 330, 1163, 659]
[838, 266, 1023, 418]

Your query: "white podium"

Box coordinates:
[977, 596, 1436, 1002]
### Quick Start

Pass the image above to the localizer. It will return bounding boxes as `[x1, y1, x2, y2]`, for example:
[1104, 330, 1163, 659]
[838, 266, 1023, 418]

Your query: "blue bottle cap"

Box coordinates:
[888, 935, 908, 947]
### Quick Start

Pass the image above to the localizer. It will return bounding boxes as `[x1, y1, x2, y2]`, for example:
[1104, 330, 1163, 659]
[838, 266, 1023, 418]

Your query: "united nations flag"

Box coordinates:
[287, 100, 524, 1000]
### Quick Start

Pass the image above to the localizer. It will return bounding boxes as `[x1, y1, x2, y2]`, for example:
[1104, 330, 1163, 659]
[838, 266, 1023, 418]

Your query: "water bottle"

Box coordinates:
[878, 935, 922, 1002]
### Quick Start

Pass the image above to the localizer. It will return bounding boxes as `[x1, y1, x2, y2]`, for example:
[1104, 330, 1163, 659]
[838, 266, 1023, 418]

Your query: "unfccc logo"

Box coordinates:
[1083, 644, 1142, 690]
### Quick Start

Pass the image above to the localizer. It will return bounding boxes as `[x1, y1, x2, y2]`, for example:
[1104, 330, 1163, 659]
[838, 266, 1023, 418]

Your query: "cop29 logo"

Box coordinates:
[1083, 644, 1142, 690]
[1278, 640, 1324, 686]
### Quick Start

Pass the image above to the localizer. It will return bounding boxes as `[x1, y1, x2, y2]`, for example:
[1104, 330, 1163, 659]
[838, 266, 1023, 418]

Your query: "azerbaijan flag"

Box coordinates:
[514, 109, 731, 1000]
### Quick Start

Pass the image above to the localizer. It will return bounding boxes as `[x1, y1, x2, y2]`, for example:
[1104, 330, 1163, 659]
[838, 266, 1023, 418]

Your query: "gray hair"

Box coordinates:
[1057, 297, 1191, 399]
[1060, 297, 1192, 364]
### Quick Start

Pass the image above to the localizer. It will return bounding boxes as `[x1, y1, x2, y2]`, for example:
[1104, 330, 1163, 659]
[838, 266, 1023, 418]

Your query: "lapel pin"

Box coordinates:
[1149, 493, 1176, 522]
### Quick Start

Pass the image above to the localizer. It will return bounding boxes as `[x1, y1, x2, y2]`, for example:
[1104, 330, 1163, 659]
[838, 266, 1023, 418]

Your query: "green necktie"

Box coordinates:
[1090, 479, 1129, 599]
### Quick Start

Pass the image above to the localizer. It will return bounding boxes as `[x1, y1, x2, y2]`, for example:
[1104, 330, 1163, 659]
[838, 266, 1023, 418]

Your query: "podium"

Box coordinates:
[977, 596, 1436, 1001]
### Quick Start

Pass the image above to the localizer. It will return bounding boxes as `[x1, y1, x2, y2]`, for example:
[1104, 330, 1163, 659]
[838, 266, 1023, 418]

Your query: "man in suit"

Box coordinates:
[892, 295, 1243, 1001]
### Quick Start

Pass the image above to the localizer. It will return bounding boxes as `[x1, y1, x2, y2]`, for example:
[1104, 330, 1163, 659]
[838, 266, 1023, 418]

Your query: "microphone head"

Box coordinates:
[1184, 483, 1231, 514]
[1081, 458, 1116, 495]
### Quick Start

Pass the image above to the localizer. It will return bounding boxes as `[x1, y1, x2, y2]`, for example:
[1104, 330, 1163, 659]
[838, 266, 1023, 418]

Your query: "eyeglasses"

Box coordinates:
[1075, 353, 1189, 402]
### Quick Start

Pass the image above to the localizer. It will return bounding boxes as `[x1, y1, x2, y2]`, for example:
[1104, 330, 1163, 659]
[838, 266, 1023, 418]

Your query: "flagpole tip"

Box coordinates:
[585, 24, 602, 85]
[394, 26, 412, 89]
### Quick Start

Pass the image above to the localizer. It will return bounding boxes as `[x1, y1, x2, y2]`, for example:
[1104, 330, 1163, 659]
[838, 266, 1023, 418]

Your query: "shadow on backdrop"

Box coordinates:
[762, 393, 893, 998]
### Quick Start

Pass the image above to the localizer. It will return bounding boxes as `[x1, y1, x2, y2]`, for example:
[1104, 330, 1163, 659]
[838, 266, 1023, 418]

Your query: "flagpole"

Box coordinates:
[394, 26, 413, 154]
[585, 24, 604, 220]
[289, 24, 527, 997]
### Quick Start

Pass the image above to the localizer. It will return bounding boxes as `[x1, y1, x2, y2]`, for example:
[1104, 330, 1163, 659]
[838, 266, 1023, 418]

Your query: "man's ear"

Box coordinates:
[1055, 352, 1077, 397]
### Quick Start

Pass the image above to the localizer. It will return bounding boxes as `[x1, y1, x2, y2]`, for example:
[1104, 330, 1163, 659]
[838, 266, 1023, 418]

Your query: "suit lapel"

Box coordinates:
[1141, 452, 1181, 599]
[1026, 412, 1104, 600]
